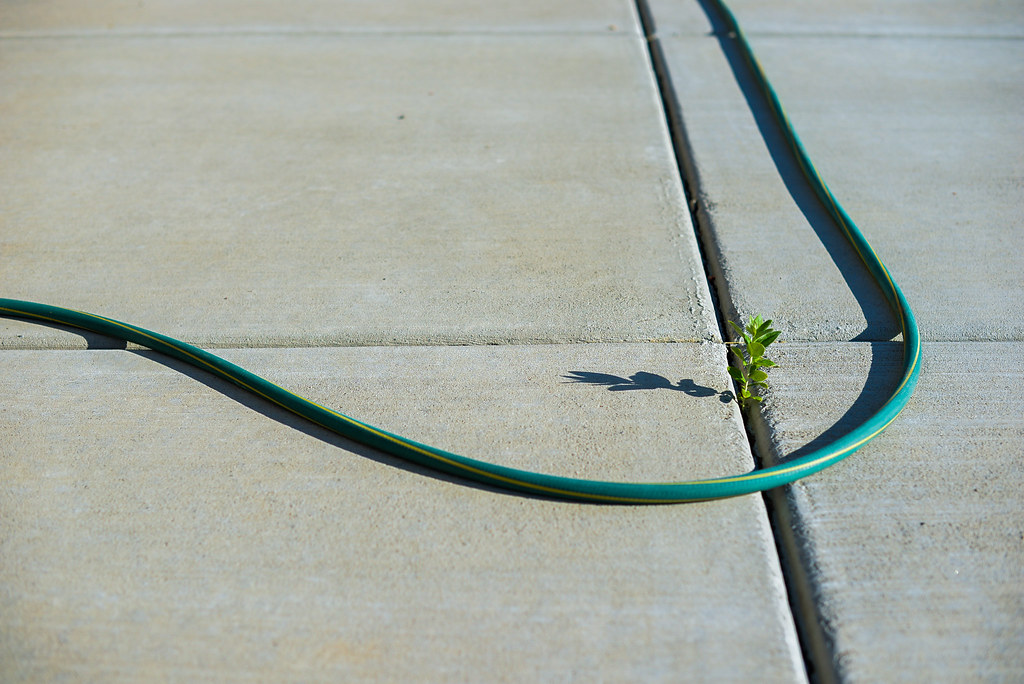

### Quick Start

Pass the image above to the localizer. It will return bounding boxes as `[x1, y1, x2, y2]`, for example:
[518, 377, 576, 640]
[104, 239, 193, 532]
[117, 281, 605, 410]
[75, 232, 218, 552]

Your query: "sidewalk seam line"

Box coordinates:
[634, 2, 835, 682]
[0, 338, 715, 352]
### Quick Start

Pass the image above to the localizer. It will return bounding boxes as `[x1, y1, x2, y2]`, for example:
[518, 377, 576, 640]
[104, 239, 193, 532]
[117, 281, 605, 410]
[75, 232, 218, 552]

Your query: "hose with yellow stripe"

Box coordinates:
[0, 0, 919, 503]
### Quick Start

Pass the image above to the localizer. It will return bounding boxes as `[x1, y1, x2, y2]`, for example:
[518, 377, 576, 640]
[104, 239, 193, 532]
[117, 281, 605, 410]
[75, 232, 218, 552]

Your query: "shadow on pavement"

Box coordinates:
[563, 370, 734, 403]
[131, 349, 553, 501]
[694, 0, 899, 342]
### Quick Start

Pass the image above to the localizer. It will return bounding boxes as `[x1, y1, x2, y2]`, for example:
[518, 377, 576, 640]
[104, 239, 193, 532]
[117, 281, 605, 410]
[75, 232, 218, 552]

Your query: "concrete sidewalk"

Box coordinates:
[1, 2, 803, 681]
[648, 0, 1024, 680]
[2, 0, 1022, 681]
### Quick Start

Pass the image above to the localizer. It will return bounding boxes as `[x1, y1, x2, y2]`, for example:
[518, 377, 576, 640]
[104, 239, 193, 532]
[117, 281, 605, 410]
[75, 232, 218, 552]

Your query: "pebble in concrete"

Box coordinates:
[0, 344, 805, 682]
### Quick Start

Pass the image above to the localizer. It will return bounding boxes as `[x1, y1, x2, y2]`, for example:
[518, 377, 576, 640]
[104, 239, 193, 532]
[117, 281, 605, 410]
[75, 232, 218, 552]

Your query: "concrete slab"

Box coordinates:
[1, 0, 638, 36]
[0, 343, 805, 682]
[644, 1, 1024, 680]
[649, 1, 1024, 341]
[753, 342, 1024, 681]
[0, 32, 716, 348]
[735, 35, 1024, 342]
[647, 0, 1024, 38]
[648, 33, 898, 342]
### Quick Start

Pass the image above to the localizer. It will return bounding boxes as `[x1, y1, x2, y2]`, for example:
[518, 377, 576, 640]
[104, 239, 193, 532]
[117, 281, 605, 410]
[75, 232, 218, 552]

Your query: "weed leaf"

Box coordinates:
[728, 315, 781, 409]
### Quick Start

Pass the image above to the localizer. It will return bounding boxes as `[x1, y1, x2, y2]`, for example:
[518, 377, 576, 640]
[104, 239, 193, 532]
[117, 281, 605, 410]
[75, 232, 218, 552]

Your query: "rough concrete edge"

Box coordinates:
[626, 0, 724, 346]
[763, 493, 843, 684]
[634, 0, 733, 339]
[747, 404, 841, 684]
[635, 1, 829, 681]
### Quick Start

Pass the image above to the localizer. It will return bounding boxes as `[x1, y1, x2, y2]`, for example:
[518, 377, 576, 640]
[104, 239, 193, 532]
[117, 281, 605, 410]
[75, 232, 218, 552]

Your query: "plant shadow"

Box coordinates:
[563, 370, 733, 403]
[639, 3, 907, 465]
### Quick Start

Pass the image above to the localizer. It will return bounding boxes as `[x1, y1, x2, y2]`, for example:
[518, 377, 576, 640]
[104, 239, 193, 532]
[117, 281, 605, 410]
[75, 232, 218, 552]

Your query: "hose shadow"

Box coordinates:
[129, 349, 550, 501]
[689, 0, 905, 455]
[7, 319, 128, 349]
[694, 0, 899, 342]
[775, 342, 904, 461]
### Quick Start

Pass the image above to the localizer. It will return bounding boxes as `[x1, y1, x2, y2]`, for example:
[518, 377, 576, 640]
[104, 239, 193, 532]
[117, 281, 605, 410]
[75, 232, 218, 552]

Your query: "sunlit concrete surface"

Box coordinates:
[649, 0, 1024, 679]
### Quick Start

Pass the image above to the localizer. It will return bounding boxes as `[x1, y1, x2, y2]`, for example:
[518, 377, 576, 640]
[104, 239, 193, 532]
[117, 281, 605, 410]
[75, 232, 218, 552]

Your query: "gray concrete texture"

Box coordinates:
[4, 0, 1024, 680]
[0, 0, 636, 35]
[649, 0, 1024, 680]
[649, 0, 1024, 38]
[1, 345, 803, 682]
[0, 30, 716, 348]
[757, 343, 1024, 682]
[0, 0, 805, 681]
[651, 0, 1024, 342]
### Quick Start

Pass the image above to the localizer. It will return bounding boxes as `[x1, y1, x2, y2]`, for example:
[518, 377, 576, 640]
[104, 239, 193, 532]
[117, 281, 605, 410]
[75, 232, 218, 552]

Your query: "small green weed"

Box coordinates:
[727, 315, 780, 407]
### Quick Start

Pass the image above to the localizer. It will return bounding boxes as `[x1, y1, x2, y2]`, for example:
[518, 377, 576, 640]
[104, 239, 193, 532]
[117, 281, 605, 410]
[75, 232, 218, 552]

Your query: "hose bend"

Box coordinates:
[0, 0, 920, 503]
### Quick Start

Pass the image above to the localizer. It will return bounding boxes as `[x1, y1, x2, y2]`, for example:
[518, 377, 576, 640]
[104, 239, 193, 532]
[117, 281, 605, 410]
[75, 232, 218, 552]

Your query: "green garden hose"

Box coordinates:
[0, 0, 920, 503]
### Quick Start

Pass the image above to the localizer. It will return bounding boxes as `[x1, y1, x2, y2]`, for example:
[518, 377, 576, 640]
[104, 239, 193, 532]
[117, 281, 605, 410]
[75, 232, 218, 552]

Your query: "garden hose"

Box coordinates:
[0, 0, 920, 503]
